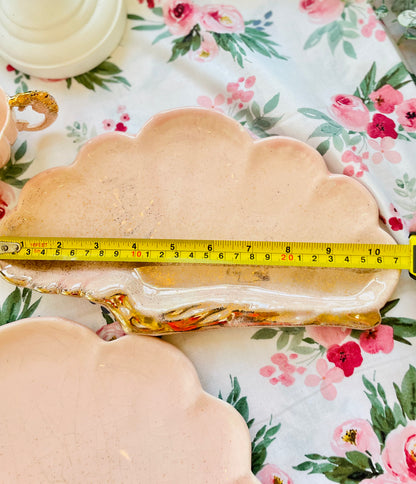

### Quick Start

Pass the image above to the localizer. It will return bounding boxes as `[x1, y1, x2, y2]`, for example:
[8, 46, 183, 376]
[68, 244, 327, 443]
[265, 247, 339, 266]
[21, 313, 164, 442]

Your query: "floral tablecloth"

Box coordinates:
[1, 1, 416, 483]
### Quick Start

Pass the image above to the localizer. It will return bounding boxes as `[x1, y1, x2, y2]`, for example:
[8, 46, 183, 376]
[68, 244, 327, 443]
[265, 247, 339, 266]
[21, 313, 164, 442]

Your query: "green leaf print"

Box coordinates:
[0, 140, 34, 188]
[219, 376, 280, 475]
[130, 9, 287, 66]
[394, 174, 416, 219]
[294, 451, 379, 482]
[235, 93, 283, 138]
[374, 62, 411, 91]
[0, 287, 42, 326]
[393, 365, 416, 420]
[295, 367, 416, 481]
[362, 375, 404, 445]
[66, 60, 131, 92]
[354, 62, 377, 100]
[251, 328, 278, 339]
[350, 298, 416, 346]
[303, 3, 365, 58]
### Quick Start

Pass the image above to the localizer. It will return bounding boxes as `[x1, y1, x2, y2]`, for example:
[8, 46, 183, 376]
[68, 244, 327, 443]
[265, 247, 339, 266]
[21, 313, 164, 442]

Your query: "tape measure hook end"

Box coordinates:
[0, 241, 21, 255]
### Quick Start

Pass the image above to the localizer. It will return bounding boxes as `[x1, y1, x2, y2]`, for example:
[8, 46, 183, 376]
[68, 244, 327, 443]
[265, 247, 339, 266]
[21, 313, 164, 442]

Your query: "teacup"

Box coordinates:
[0, 88, 58, 167]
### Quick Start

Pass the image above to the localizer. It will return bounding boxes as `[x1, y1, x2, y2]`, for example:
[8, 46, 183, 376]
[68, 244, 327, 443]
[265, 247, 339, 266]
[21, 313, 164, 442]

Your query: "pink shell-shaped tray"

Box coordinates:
[0, 318, 258, 483]
[0, 108, 399, 333]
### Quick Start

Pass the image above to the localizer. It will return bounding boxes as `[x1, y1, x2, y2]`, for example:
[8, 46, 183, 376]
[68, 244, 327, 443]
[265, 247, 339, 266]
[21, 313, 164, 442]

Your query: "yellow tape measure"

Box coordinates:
[0, 235, 415, 278]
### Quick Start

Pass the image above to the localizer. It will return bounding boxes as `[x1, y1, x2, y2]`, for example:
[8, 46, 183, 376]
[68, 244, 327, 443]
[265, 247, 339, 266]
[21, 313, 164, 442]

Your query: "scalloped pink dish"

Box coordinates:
[0, 108, 400, 334]
[0, 317, 258, 483]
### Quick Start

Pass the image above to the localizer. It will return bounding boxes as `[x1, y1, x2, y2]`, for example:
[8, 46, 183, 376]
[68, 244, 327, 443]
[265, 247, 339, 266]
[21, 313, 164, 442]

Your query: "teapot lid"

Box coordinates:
[0, 0, 126, 79]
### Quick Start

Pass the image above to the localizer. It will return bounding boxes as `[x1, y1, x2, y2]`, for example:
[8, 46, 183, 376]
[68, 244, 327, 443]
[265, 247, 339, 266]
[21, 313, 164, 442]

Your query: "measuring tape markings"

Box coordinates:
[0, 236, 414, 275]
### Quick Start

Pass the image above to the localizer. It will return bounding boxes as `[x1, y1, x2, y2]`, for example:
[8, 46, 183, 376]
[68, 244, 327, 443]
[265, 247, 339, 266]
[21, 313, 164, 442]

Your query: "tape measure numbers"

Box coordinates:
[0, 236, 415, 277]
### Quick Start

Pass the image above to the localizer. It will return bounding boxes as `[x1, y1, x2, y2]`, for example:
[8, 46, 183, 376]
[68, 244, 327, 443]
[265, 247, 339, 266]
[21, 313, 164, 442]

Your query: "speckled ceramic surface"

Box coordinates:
[0, 108, 400, 333]
[0, 317, 258, 483]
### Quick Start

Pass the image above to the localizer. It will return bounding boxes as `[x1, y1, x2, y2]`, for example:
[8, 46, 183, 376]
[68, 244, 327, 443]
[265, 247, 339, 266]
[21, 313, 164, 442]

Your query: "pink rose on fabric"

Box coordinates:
[115, 122, 127, 132]
[382, 422, 416, 481]
[163, 0, 200, 36]
[200, 5, 244, 33]
[369, 85, 404, 114]
[368, 138, 401, 164]
[304, 358, 344, 400]
[305, 326, 351, 348]
[329, 94, 370, 131]
[256, 464, 294, 484]
[327, 341, 363, 377]
[299, 0, 344, 24]
[360, 325, 394, 354]
[396, 98, 416, 132]
[190, 32, 219, 62]
[331, 419, 381, 458]
[96, 321, 126, 341]
[103, 119, 115, 130]
[389, 217, 404, 231]
[367, 113, 398, 139]
[0, 180, 16, 220]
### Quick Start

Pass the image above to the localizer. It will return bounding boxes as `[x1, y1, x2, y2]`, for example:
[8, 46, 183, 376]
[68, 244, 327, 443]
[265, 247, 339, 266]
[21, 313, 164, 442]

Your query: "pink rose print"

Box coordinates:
[163, 0, 200, 36]
[366, 113, 398, 139]
[369, 85, 404, 114]
[389, 217, 403, 231]
[305, 326, 351, 348]
[200, 5, 244, 34]
[304, 358, 344, 400]
[331, 419, 381, 459]
[190, 31, 219, 62]
[257, 464, 294, 484]
[0, 180, 16, 220]
[380, 204, 404, 232]
[382, 422, 416, 481]
[326, 341, 363, 377]
[359, 325, 394, 354]
[396, 98, 416, 132]
[115, 122, 127, 132]
[197, 93, 225, 112]
[329, 94, 370, 131]
[299, 0, 344, 24]
[96, 321, 126, 341]
[103, 119, 115, 130]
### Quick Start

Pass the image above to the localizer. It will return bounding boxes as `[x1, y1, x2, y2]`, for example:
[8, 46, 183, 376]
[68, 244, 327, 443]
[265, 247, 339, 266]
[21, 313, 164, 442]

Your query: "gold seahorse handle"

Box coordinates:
[8, 91, 58, 131]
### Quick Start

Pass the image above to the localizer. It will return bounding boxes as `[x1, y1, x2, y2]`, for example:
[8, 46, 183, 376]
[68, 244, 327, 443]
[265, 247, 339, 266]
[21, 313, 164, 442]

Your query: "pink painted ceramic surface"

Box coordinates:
[0, 317, 258, 483]
[0, 108, 400, 333]
[0, 87, 18, 167]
